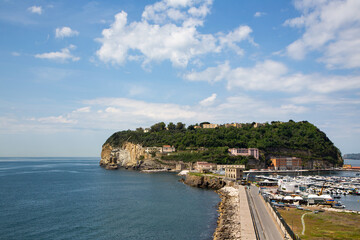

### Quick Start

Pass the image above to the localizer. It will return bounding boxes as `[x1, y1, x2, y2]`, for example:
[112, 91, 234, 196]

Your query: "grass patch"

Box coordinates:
[278, 208, 360, 240]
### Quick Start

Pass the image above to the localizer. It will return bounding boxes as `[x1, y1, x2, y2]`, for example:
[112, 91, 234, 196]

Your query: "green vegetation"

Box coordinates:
[104, 120, 342, 166]
[278, 208, 360, 240]
[161, 148, 249, 164]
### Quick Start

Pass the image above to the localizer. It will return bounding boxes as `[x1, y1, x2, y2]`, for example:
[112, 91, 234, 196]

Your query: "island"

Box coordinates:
[100, 120, 343, 171]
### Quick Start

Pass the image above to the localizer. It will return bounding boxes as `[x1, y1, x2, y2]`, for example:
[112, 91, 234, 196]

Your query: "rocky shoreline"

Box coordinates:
[213, 187, 242, 240]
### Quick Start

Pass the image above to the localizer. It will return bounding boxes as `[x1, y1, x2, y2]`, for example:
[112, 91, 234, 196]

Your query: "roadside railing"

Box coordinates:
[263, 196, 301, 240]
[245, 187, 260, 240]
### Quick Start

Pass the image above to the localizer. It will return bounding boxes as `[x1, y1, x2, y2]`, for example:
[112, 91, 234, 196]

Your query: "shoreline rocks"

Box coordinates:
[213, 187, 241, 240]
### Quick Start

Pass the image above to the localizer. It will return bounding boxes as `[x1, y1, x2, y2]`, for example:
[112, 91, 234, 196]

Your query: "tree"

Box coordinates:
[168, 122, 176, 130]
[176, 122, 185, 130]
[150, 122, 166, 132]
[136, 127, 144, 132]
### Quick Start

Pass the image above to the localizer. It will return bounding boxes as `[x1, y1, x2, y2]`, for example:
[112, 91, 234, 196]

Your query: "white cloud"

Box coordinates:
[35, 45, 80, 62]
[96, 0, 253, 68]
[11, 52, 21, 56]
[199, 93, 217, 106]
[28, 6, 42, 15]
[73, 107, 91, 113]
[185, 61, 230, 83]
[184, 60, 360, 93]
[285, 0, 360, 69]
[55, 27, 79, 38]
[85, 97, 198, 120]
[254, 12, 265, 17]
[37, 115, 77, 124]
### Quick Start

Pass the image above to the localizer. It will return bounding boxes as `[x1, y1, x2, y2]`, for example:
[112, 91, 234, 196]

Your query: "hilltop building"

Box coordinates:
[224, 123, 242, 128]
[202, 123, 219, 129]
[270, 157, 302, 170]
[254, 123, 265, 128]
[228, 148, 259, 160]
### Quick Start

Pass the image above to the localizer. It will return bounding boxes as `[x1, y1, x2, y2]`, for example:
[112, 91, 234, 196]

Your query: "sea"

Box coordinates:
[0, 157, 220, 240]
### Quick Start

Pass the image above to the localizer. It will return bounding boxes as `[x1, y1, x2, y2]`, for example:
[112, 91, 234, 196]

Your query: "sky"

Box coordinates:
[1, 0, 360, 157]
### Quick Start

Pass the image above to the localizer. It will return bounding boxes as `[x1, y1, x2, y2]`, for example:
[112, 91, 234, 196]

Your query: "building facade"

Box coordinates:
[225, 167, 243, 180]
[202, 123, 219, 129]
[228, 148, 259, 160]
[224, 123, 242, 128]
[217, 164, 245, 171]
[270, 157, 302, 170]
[195, 162, 217, 172]
[162, 145, 176, 153]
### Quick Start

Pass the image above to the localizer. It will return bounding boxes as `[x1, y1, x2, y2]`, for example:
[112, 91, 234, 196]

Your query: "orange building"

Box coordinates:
[270, 157, 302, 170]
[343, 164, 352, 169]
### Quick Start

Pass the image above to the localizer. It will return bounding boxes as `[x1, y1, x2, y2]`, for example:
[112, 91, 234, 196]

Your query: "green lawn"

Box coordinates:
[278, 208, 360, 240]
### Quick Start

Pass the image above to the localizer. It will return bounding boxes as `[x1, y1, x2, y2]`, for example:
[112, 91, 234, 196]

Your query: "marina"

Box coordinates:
[255, 171, 360, 212]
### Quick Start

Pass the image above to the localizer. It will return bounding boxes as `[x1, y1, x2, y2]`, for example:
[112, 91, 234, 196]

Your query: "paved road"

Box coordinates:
[247, 185, 284, 240]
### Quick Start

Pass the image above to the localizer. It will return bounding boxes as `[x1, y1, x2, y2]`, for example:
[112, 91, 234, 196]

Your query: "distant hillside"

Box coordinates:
[343, 153, 360, 160]
[104, 121, 343, 168]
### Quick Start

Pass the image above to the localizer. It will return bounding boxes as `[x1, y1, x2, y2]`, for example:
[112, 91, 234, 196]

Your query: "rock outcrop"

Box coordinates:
[182, 174, 226, 190]
[100, 142, 176, 170]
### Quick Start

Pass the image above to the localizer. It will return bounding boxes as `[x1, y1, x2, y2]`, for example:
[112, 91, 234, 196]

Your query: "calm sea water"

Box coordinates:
[0, 157, 220, 240]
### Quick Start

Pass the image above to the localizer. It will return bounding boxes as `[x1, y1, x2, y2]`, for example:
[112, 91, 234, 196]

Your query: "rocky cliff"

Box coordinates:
[182, 174, 226, 190]
[100, 141, 175, 170]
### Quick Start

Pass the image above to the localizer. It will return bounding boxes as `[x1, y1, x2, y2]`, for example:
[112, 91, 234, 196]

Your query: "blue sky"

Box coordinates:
[1, 0, 360, 157]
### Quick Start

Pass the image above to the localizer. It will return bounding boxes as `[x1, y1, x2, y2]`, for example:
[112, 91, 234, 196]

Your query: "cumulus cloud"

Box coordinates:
[184, 60, 360, 93]
[35, 45, 80, 62]
[55, 27, 79, 38]
[285, 0, 360, 69]
[28, 6, 42, 15]
[96, 0, 254, 68]
[254, 12, 265, 17]
[199, 93, 217, 106]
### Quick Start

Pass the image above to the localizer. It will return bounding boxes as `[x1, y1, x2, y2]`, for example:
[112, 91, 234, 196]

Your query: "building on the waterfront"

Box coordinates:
[225, 167, 243, 180]
[270, 157, 302, 170]
[176, 162, 186, 171]
[228, 148, 259, 160]
[162, 145, 176, 153]
[202, 123, 219, 129]
[217, 164, 245, 171]
[195, 162, 217, 172]
[343, 164, 352, 169]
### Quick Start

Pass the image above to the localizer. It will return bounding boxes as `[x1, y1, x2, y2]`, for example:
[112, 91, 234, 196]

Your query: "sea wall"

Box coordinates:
[213, 187, 242, 240]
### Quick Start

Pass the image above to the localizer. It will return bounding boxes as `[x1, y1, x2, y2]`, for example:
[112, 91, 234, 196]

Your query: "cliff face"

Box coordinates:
[100, 142, 148, 169]
[100, 141, 170, 169]
[182, 174, 226, 190]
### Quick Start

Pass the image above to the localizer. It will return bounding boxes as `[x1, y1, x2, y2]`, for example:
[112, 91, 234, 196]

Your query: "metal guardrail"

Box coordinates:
[245, 187, 260, 240]
[265, 197, 301, 240]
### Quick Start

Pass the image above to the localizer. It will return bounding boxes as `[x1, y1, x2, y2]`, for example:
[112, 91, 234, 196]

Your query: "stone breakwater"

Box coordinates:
[213, 187, 242, 240]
